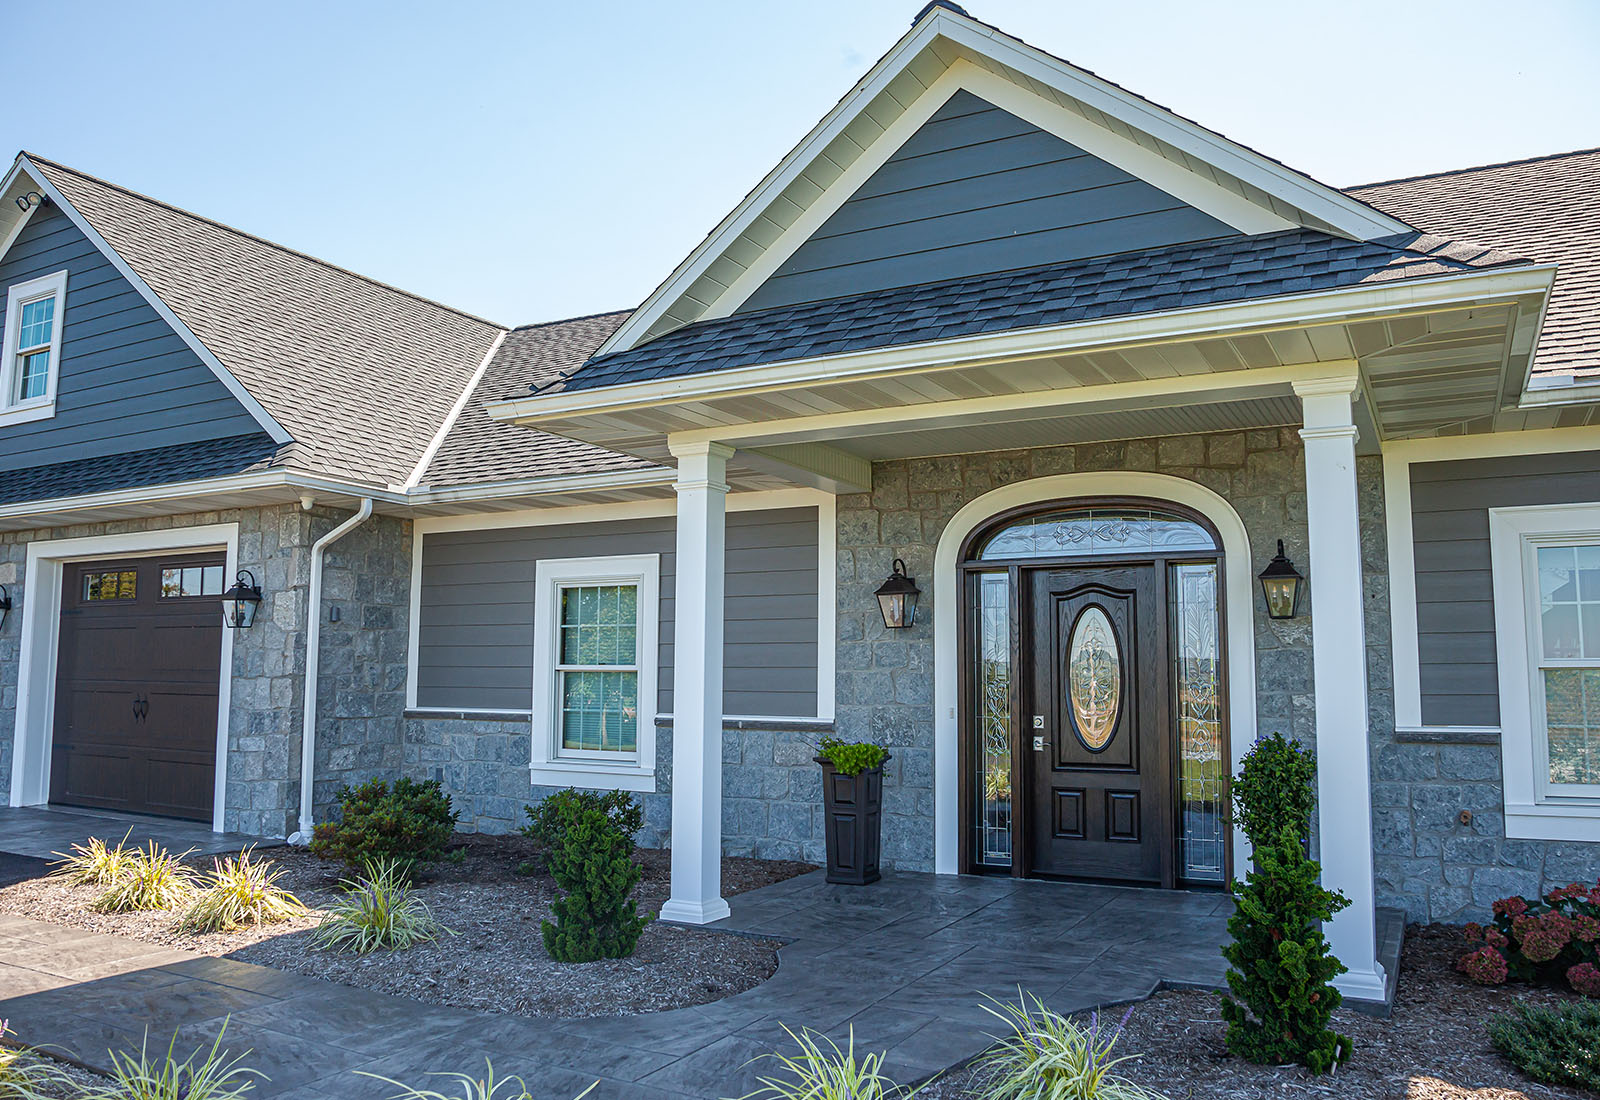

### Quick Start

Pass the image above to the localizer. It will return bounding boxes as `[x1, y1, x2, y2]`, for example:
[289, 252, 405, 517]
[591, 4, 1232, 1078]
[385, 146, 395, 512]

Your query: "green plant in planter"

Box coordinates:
[1219, 733, 1352, 1075]
[1487, 1000, 1600, 1090]
[535, 790, 651, 962]
[817, 738, 889, 776]
[310, 777, 458, 875]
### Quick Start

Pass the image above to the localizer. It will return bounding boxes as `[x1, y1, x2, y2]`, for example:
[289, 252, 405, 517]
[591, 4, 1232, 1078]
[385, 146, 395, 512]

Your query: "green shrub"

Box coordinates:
[179, 849, 308, 933]
[521, 788, 643, 849]
[972, 994, 1157, 1100]
[1219, 735, 1352, 1075]
[78, 1021, 261, 1100]
[1457, 880, 1600, 995]
[536, 791, 650, 962]
[50, 829, 136, 886]
[309, 777, 458, 874]
[740, 1025, 918, 1100]
[1487, 1000, 1600, 1091]
[90, 843, 197, 914]
[817, 738, 889, 777]
[358, 1058, 596, 1100]
[313, 859, 451, 953]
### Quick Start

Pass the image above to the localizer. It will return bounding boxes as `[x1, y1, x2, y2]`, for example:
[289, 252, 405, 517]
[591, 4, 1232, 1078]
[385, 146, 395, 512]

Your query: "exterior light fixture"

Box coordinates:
[221, 569, 263, 629]
[14, 191, 44, 213]
[1258, 540, 1305, 620]
[0, 584, 11, 632]
[875, 558, 920, 629]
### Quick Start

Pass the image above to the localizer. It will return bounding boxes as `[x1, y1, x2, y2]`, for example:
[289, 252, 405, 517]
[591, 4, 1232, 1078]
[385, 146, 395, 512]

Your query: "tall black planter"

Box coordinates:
[815, 754, 888, 885]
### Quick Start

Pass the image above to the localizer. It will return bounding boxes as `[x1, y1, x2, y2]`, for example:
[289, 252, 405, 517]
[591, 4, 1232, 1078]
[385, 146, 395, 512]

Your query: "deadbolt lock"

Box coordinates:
[1032, 715, 1044, 729]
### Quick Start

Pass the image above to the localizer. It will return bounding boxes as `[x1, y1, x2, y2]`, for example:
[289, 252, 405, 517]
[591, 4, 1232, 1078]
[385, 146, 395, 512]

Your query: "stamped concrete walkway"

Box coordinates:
[0, 806, 271, 861]
[0, 870, 1312, 1099]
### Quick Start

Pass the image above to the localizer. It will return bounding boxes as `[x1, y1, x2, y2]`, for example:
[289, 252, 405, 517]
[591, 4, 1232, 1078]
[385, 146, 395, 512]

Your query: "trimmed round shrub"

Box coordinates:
[310, 777, 458, 874]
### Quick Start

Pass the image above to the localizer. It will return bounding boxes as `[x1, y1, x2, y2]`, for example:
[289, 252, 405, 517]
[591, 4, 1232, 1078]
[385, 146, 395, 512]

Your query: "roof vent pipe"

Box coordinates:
[288, 498, 374, 844]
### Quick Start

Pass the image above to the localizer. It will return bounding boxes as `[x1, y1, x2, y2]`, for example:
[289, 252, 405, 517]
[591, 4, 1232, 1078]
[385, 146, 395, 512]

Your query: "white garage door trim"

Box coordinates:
[9, 523, 239, 832]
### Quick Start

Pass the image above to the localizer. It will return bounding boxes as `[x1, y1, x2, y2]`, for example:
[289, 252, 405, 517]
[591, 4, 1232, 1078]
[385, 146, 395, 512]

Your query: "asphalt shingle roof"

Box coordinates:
[0, 434, 282, 506]
[27, 155, 505, 487]
[1349, 149, 1600, 382]
[420, 310, 659, 488]
[553, 229, 1525, 393]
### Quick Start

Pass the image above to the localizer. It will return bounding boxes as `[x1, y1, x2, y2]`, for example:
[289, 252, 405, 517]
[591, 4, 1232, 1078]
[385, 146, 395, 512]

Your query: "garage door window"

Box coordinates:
[160, 565, 225, 599]
[83, 570, 137, 601]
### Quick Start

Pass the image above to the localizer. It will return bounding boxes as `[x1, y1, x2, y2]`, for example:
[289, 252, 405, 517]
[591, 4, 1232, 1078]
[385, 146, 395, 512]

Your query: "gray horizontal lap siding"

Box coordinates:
[0, 206, 261, 473]
[1411, 449, 1600, 726]
[415, 507, 820, 717]
[737, 89, 1237, 313]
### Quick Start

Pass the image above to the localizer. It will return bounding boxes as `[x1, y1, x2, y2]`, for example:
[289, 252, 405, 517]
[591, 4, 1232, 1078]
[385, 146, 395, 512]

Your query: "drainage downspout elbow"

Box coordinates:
[288, 498, 374, 844]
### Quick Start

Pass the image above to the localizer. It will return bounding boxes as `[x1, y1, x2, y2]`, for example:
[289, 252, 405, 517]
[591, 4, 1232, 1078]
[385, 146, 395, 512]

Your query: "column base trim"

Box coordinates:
[660, 897, 732, 925]
[1333, 963, 1389, 1004]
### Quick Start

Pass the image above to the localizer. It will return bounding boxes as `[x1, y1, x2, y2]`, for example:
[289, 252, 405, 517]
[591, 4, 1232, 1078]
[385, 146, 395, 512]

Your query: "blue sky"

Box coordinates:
[8, 1, 1597, 326]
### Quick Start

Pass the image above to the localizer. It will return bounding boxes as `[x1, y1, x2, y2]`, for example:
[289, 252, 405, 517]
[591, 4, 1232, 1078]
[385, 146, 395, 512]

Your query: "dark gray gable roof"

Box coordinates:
[27, 156, 506, 487]
[0, 433, 282, 506]
[551, 229, 1525, 394]
[420, 310, 659, 488]
[1349, 148, 1600, 382]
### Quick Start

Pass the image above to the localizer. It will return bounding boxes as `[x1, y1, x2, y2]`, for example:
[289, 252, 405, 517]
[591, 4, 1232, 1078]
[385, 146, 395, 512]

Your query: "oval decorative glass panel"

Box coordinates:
[1067, 606, 1121, 751]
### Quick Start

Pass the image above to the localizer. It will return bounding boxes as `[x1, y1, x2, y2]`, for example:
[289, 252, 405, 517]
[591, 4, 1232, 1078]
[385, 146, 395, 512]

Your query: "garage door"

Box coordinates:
[50, 554, 226, 821]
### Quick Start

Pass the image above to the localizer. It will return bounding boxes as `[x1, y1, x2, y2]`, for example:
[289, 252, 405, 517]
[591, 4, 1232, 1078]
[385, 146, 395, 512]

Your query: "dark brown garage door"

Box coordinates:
[50, 554, 226, 821]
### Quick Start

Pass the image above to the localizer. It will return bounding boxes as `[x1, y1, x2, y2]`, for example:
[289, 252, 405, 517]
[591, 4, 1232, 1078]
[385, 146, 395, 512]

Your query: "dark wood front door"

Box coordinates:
[50, 555, 225, 821]
[1026, 564, 1172, 885]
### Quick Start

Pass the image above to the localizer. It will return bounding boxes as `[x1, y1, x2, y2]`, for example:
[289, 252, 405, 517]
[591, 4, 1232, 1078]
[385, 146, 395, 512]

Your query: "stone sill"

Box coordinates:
[654, 715, 835, 733]
[1392, 726, 1500, 745]
[404, 708, 531, 723]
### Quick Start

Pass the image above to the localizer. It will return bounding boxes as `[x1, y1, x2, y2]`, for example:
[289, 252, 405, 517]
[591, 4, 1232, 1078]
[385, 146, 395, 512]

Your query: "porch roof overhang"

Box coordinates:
[487, 265, 1559, 493]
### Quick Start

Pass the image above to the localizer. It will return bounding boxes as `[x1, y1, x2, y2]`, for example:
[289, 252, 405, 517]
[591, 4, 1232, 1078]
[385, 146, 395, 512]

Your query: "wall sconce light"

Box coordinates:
[221, 570, 263, 629]
[0, 584, 11, 632]
[875, 558, 920, 629]
[1258, 540, 1305, 620]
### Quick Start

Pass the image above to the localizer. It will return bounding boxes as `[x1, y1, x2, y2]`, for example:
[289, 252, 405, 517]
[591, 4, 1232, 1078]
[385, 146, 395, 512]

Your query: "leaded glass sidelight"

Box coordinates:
[1172, 562, 1225, 882]
[1066, 607, 1121, 751]
[974, 572, 1012, 866]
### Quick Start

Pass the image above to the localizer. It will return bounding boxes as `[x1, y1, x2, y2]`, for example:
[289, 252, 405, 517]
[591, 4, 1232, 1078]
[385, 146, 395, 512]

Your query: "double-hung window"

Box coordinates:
[1490, 504, 1600, 840]
[530, 554, 659, 792]
[1, 270, 67, 424]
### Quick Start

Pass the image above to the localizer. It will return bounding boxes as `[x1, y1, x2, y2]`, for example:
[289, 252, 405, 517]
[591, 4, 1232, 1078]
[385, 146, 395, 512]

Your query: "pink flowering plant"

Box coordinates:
[1459, 880, 1600, 995]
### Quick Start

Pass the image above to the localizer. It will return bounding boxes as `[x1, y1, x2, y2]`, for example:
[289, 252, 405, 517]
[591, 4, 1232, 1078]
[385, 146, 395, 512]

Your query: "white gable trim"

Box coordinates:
[16, 156, 294, 447]
[597, 5, 1410, 357]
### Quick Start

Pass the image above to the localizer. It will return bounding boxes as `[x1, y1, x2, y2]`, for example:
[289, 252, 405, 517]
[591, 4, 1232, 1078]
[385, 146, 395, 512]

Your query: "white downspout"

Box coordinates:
[288, 498, 374, 844]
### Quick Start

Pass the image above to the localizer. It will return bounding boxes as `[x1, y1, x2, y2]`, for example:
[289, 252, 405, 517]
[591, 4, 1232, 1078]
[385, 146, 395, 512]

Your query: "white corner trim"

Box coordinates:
[400, 329, 508, 491]
[930, 470, 1258, 876]
[9, 523, 240, 833]
[20, 157, 293, 447]
[816, 493, 837, 722]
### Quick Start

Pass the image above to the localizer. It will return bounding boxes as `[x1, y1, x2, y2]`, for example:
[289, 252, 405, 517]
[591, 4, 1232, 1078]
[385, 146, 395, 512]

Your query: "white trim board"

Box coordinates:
[1381, 425, 1600, 733]
[400, 329, 508, 491]
[9, 523, 241, 833]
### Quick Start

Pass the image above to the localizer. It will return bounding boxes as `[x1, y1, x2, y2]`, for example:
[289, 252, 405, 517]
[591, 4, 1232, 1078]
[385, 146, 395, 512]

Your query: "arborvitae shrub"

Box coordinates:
[534, 790, 651, 962]
[310, 777, 458, 874]
[1219, 734, 1353, 1074]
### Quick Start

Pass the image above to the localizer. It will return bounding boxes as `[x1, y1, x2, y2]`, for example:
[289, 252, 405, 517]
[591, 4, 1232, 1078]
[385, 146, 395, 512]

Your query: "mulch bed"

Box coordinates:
[922, 923, 1595, 1100]
[0, 832, 814, 1019]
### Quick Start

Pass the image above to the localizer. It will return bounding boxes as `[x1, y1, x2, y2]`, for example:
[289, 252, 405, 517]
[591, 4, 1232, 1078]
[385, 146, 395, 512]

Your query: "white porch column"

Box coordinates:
[661, 440, 735, 925]
[1294, 372, 1386, 1002]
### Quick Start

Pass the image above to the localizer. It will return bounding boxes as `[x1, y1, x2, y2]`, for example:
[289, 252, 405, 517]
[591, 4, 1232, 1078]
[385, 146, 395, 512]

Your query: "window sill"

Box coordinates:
[1505, 801, 1600, 842]
[529, 763, 656, 793]
[0, 401, 54, 428]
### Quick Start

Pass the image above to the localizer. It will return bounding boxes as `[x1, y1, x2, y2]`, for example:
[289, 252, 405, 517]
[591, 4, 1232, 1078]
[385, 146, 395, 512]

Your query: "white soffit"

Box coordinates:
[595, 5, 1411, 357]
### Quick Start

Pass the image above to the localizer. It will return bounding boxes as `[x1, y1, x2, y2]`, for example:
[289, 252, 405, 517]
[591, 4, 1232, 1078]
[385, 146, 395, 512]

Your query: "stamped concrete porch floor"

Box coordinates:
[0, 870, 1256, 1099]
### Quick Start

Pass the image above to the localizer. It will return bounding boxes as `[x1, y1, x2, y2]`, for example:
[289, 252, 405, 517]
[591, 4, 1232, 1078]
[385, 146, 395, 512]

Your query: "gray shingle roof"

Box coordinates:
[1349, 149, 1600, 382]
[0, 434, 282, 506]
[27, 155, 506, 487]
[552, 229, 1526, 393]
[420, 310, 659, 488]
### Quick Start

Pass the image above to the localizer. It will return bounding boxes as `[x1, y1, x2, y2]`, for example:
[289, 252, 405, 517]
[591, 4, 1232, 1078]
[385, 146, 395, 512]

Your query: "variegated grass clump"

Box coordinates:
[90, 842, 197, 914]
[50, 829, 137, 886]
[77, 1022, 261, 1100]
[0, 1017, 68, 1100]
[359, 1058, 595, 1100]
[179, 849, 309, 933]
[973, 993, 1163, 1100]
[313, 858, 451, 953]
[739, 1025, 921, 1100]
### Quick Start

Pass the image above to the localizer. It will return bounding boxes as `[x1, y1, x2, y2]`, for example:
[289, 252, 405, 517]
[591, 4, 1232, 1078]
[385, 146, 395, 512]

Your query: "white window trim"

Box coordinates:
[1490, 502, 1600, 841]
[0, 269, 67, 425]
[530, 553, 660, 793]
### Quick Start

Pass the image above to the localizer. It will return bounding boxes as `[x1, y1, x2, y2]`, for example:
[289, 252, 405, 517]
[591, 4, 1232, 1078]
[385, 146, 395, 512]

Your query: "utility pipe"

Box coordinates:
[288, 498, 374, 843]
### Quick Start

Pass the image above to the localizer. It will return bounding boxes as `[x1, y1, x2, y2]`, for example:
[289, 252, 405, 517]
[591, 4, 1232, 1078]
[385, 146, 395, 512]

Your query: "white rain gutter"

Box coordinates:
[289, 497, 374, 844]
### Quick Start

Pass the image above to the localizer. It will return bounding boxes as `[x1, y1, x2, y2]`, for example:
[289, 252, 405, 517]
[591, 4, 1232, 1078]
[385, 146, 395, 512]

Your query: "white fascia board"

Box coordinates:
[19, 156, 294, 447]
[490, 265, 1558, 428]
[399, 329, 509, 490]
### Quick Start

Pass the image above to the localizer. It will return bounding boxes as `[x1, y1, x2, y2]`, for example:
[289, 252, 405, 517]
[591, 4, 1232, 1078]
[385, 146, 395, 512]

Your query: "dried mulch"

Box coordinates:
[922, 923, 1595, 1100]
[0, 833, 814, 1020]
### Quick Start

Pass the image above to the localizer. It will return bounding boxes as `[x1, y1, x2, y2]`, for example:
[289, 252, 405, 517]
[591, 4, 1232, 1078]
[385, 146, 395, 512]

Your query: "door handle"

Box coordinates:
[132, 695, 149, 723]
[1032, 735, 1046, 751]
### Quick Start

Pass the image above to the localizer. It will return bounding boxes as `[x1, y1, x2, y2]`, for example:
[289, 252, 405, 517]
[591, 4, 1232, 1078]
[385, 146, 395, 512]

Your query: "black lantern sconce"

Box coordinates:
[0, 584, 11, 632]
[1258, 540, 1305, 620]
[221, 570, 263, 629]
[875, 558, 921, 629]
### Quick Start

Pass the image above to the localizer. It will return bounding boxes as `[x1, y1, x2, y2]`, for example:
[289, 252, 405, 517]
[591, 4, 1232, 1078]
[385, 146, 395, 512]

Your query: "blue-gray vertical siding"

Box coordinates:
[1411, 449, 1600, 726]
[415, 507, 820, 717]
[0, 204, 261, 472]
[737, 89, 1238, 313]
